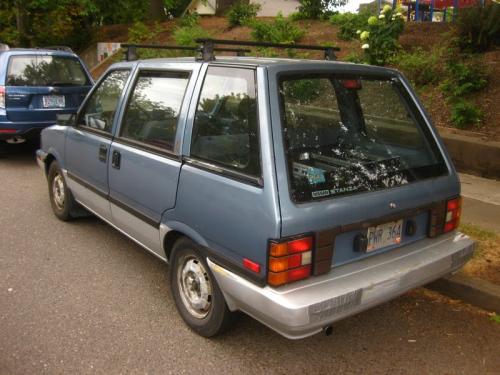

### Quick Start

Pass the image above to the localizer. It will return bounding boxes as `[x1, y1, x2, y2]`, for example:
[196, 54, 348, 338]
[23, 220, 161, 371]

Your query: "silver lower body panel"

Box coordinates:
[207, 232, 475, 339]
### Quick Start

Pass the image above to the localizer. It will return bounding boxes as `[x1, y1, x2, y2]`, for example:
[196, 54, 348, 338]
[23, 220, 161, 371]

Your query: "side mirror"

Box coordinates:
[56, 113, 75, 126]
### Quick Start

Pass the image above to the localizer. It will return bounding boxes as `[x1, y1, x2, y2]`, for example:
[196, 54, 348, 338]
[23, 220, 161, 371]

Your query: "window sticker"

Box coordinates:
[293, 163, 326, 185]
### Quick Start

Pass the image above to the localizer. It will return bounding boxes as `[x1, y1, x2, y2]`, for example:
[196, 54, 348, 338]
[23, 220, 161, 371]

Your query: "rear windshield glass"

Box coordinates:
[7, 55, 90, 86]
[279, 74, 447, 203]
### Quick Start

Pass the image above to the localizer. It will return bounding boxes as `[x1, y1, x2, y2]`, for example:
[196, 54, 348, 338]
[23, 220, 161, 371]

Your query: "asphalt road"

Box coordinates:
[1, 145, 499, 374]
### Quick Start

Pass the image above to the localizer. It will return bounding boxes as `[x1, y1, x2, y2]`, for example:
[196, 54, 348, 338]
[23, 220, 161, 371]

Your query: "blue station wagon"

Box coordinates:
[0, 46, 93, 145]
[36, 40, 475, 339]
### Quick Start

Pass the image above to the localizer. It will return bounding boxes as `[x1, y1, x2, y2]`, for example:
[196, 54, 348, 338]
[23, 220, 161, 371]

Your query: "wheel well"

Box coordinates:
[45, 154, 56, 175]
[163, 230, 185, 261]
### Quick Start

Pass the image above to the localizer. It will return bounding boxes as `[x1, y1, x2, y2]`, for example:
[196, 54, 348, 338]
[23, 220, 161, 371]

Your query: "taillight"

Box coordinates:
[0, 86, 5, 108]
[444, 197, 462, 233]
[268, 236, 313, 287]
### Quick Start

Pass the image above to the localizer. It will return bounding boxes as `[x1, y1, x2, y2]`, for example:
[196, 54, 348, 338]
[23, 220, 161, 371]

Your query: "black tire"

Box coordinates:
[47, 161, 80, 221]
[170, 237, 235, 337]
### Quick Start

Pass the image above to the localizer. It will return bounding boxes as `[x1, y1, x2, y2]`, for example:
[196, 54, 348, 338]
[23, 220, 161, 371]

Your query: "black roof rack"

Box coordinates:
[196, 38, 340, 61]
[43, 45, 74, 52]
[121, 43, 250, 61]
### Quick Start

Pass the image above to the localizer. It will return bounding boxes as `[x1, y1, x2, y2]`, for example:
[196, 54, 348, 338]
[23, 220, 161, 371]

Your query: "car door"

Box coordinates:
[65, 69, 132, 221]
[107, 65, 198, 256]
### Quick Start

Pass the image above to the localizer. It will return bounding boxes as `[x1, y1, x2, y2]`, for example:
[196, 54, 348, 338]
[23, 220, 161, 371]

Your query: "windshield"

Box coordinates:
[7, 55, 90, 86]
[279, 74, 447, 203]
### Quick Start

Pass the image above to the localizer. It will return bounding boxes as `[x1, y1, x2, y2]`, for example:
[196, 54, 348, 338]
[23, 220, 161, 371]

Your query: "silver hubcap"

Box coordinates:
[177, 256, 212, 319]
[52, 174, 65, 209]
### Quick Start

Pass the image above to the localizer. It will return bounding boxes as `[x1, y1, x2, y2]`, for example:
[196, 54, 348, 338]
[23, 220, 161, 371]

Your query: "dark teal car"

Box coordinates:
[0, 45, 93, 146]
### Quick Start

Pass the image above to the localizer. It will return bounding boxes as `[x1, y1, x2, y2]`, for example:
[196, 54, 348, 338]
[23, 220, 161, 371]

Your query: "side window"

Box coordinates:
[191, 66, 260, 177]
[78, 70, 130, 133]
[120, 70, 190, 151]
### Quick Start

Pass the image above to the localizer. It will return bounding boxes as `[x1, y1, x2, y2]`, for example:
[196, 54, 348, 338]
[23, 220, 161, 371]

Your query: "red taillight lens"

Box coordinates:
[0, 86, 5, 109]
[444, 197, 462, 233]
[268, 235, 313, 286]
[0, 129, 16, 134]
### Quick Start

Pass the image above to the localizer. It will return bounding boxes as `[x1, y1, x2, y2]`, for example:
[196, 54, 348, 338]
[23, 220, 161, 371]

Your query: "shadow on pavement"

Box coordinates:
[0, 141, 39, 166]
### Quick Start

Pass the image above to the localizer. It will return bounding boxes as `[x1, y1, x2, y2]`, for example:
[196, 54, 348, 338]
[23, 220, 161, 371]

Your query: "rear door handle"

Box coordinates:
[111, 150, 121, 169]
[98, 144, 107, 162]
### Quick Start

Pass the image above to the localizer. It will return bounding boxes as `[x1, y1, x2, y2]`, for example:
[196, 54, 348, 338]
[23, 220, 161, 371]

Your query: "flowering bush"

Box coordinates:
[358, 5, 404, 65]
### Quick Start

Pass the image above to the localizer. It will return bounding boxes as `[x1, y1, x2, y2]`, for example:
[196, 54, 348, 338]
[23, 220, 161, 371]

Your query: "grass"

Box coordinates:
[491, 313, 500, 324]
[459, 223, 500, 284]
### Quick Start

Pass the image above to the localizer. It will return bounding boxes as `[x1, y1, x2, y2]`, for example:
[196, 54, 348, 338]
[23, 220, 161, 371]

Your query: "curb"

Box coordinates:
[438, 127, 500, 180]
[426, 273, 500, 313]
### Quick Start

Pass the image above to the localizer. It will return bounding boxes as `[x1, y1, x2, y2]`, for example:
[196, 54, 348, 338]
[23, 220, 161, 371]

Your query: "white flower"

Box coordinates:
[396, 12, 403, 17]
[362, 43, 370, 49]
[382, 4, 392, 13]
[379, 14, 386, 19]
[356, 29, 362, 34]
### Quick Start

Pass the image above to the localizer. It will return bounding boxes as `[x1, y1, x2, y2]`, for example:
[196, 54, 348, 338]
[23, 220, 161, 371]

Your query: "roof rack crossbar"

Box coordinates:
[195, 38, 340, 61]
[121, 43, 250, 61]
[43, 45, 73, 52]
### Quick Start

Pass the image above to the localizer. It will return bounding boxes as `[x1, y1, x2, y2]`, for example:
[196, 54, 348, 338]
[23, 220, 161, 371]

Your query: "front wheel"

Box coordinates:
[170, 238, 235, 337]
[47, 161, 80, 221]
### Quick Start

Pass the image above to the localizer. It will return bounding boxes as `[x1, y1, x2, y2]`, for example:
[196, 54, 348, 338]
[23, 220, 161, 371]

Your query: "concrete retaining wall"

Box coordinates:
[439, 127, 500, 180]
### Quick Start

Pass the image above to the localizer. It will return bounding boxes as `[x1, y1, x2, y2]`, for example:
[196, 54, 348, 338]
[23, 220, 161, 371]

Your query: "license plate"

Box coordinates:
[42, 95, 65, 108]
[366, 220, 403, 252]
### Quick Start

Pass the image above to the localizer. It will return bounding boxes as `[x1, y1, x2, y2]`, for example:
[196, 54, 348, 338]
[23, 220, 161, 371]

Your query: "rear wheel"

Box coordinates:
[47, 161, 81, 221]
[170, 238, 235, 337]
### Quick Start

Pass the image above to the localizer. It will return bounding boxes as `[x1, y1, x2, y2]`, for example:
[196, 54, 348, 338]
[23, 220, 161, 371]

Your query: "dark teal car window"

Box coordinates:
[191, 66, 261, 177]
[7, 55, 90, 86]
[120, 70, 190, 151]
[279, 75, 447, 203]
[77, 70, 130, 133]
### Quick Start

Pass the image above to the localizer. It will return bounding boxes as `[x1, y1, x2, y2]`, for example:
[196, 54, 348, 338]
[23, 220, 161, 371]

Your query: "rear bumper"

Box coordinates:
[207, 232, 475, 339]
[0, 121, 55, 140]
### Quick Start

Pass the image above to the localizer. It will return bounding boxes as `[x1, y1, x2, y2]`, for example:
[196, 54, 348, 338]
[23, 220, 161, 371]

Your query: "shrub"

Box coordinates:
[227, 1, 261, 27]
[250, 13, 305, 44]
[441, 60, 487, 97]
[358, 5, 405, 65]
[456, 3, 500, 53]
[128, 21, 159, 43]
[330, 11, 370, 41]
[450, 100, 482, 129]
[179, 12, 199, 28]
[296, 0, 348, 19]
[173, 25, 212, 46]
[390, 48, 443, 86]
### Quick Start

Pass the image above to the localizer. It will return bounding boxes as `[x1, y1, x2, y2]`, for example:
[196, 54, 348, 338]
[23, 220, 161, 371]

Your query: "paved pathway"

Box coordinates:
[460, 173, 500, 233]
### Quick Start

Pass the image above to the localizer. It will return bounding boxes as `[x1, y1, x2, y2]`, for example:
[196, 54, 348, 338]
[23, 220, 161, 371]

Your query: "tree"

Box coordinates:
[298, 0, 348, 19]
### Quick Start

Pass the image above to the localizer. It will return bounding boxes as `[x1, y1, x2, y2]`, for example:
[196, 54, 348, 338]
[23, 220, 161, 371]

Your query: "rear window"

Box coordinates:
[279, 74, 447, 203]
[7, 55, 90, 86]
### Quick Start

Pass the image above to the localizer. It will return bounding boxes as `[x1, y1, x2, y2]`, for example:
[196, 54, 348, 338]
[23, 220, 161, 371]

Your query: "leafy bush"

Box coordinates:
[173, 25, 212, 46]
[358, 5, 405, 65]
[330, 11, 370, 41]
[456, 3, 500, 53]
[441, 60, 487, 97]
[179, 12, 199, 28]
[296, 0, 348, 19]
[250, 13, 305, 44]
[227, 1, 261, 27]
[450, 100, 482, 128]
[128, 21, 152, 43]
[390, 48, 443, 86]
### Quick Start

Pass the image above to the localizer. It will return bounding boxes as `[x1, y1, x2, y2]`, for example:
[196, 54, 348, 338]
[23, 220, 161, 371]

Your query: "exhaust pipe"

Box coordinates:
[323, 325, 333, 336]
